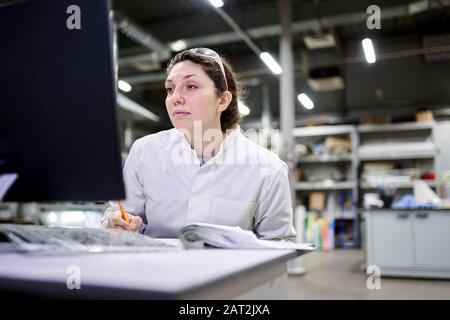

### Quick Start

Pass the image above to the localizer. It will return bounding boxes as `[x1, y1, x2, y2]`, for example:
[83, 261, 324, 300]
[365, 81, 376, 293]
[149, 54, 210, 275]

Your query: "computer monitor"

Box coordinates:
[0, 0, 125, 202]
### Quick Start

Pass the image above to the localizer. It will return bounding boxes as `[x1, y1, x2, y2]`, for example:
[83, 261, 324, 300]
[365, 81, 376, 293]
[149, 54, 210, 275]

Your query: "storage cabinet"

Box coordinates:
[369, 211, 415, 268]
[365, 210, 450, 278]
[414, 212, 450, 268]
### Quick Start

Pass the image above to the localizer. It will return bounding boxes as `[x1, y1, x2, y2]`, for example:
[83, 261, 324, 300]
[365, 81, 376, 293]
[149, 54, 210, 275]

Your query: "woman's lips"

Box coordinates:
[173, 111, 191, 116]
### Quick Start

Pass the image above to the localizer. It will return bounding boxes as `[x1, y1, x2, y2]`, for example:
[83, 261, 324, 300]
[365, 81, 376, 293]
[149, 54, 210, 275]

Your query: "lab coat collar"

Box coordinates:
[161, 125, 243, 167]
[201, 125, 242, 168]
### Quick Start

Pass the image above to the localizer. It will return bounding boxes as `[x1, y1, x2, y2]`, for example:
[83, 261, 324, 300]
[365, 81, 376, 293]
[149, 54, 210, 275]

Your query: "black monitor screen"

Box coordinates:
[0, 0, 125, 202]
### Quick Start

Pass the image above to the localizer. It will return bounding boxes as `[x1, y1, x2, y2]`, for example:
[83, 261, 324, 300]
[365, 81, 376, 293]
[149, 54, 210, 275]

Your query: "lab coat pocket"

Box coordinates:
[210, 197, 256, 229]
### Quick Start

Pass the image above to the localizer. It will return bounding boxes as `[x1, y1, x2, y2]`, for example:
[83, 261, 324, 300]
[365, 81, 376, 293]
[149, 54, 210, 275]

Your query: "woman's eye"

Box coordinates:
[187, 84, 197, 90]
[165, 87, 173, 94]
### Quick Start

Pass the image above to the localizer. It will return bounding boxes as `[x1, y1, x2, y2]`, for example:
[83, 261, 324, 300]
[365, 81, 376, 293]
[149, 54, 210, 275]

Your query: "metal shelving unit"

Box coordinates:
[295, 181, 354, 190]
[359, 152, 435, 161]
[292, 121, 450, 250]
[293, 125, 355, 137]
[357, 121, 439, 197]
[293, 124, 359, 249]
[357, 121, 434, 133]
[299, 154, 353, 163]
[360, 181, 437, 189]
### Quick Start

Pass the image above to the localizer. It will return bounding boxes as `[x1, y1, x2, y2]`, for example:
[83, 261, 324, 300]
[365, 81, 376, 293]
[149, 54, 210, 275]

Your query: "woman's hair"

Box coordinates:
[166, 50, 245, 132]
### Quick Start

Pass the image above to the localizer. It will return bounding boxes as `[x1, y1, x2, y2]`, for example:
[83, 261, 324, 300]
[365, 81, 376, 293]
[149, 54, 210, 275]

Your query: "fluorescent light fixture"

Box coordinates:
[362, 38, 376, 64]
[259, 52, 282, 75]
[118, 80, 132, 92]
[238, 101, 250, 116]
[408, 0, 429, 15]
[170, 40, 187, 52]
[297, 93, 314, 110]
[208, 0, 224, 8]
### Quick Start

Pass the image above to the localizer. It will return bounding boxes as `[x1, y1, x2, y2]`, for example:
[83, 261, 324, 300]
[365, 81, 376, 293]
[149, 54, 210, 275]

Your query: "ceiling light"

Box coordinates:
[170, 40, 187, 52]
[297, 93, 314, 110]
[303, 34, 336, 50]
[118, 80, 132, 92]
[259, 52, 282, 75]
[208, 0, 224, 8]
[238, 101, 250, 116]
[362, 38, 376, 64]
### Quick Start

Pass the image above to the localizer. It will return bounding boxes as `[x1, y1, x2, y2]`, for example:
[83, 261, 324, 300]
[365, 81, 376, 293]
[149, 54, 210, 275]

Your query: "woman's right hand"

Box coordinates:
[107, 211, 142, 232]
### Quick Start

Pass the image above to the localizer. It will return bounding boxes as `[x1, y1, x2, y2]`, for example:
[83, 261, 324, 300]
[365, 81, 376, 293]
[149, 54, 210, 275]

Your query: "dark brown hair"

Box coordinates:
[166, 50, 245, 132]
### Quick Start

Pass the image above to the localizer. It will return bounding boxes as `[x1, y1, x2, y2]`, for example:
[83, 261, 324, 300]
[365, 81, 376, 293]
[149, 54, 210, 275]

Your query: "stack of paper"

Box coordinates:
[179, 222, 314, 251]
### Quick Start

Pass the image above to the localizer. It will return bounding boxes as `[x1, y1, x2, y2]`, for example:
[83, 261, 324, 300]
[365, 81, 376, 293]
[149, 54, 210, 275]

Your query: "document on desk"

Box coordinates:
[0, 223, 313, 255]
[179, 222, 315, 251]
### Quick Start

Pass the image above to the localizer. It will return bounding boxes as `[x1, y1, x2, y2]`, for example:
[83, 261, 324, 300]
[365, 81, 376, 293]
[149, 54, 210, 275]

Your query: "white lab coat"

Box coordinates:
[102, 126, 296, 240]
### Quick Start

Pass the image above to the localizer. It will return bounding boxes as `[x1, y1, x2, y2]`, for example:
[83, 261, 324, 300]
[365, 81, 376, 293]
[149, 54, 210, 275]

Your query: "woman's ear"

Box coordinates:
[217, 91, 233, 113]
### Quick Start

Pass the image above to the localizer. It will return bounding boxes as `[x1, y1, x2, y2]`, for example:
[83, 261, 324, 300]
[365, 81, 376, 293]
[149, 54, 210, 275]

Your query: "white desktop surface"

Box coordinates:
[0, 249, 301, 299]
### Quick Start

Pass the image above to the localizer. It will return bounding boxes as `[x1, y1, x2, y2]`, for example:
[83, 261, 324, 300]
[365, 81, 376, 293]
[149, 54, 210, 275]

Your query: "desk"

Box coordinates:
[0, 249, 306, 299]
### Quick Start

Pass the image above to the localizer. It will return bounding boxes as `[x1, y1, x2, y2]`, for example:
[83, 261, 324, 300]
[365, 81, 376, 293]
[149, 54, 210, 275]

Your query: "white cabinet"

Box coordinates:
[414, 212, 450, 268]
[369, 212, 415, 268]
[366, 210, 450, 278]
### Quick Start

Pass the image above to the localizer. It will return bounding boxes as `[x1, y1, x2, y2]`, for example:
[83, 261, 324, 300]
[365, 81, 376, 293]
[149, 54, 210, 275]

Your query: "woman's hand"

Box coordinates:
[107, 211, 142, 232]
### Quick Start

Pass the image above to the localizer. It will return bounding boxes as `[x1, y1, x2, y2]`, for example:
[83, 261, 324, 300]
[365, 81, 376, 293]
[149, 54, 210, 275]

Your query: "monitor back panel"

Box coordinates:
[0, 0, 125, 201]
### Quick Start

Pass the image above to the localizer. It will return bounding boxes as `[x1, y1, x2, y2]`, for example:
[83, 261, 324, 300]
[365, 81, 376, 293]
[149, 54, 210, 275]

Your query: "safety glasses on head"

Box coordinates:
[189, 47, 228, 91]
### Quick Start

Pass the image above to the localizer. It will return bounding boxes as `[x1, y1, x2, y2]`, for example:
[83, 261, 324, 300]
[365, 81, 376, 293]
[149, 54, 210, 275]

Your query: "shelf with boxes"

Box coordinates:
[357, 121, 441, 211]
[292, 120, 450, 250]
[293, 124, 359, 250]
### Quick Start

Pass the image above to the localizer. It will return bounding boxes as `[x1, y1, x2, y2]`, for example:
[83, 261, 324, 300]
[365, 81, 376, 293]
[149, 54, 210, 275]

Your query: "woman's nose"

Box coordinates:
[171, 88, 185, 106]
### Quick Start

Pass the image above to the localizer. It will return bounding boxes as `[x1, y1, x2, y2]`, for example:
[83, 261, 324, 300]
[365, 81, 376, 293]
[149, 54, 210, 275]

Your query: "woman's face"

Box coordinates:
[165, 60, 227, 133]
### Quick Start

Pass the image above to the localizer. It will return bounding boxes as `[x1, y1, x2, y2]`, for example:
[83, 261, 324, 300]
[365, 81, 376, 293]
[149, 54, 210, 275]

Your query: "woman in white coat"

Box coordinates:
[102, 48, 296, 240]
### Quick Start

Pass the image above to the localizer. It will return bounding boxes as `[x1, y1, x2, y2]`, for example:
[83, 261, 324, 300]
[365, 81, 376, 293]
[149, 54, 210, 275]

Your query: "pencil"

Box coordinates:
[118, 200, 130, 224]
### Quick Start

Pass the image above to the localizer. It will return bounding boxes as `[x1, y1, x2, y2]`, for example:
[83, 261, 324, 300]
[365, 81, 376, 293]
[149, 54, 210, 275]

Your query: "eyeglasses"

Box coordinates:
[189, 47, 228, 91]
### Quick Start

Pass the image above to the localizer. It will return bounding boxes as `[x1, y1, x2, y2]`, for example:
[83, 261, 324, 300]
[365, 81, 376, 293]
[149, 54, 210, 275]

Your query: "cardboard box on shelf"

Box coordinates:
[325, 136, 352, 152]
[295, 168, 304, 182]
[416, 110, 434, 122]
[309, 192, 326, 211]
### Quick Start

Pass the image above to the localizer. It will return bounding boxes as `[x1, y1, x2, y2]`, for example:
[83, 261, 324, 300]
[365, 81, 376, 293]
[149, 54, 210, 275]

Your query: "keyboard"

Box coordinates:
[0, 224, 183, 254]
